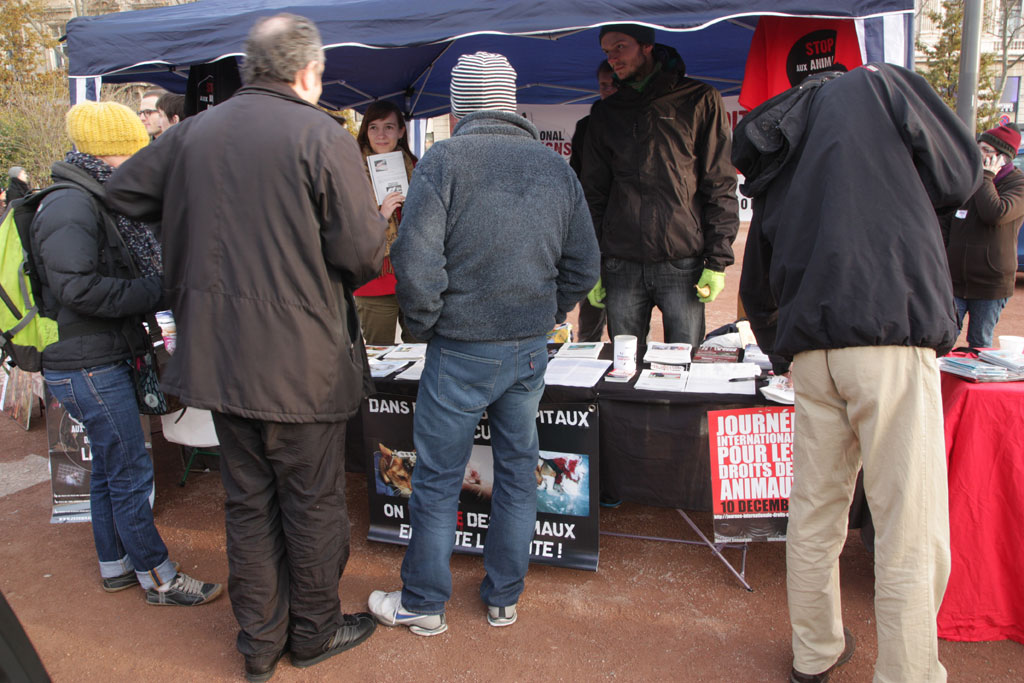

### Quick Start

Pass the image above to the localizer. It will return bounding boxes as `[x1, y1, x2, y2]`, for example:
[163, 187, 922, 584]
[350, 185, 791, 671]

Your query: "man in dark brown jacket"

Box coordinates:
[106, 13, 386, 682]
[581, 24, 738, 346]
[942, 124, 1024, 348]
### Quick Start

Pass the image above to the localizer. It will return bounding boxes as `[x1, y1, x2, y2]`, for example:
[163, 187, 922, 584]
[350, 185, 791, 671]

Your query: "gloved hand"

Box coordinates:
[586, 279, 606, 309]
[695, 268, 725, 303]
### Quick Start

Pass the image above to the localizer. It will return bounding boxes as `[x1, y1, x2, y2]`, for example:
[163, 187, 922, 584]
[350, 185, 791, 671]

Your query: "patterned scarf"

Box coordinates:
[65, 150, 163, 277]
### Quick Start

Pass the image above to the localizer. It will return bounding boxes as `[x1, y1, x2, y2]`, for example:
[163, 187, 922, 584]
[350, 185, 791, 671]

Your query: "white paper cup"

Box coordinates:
[998, 335, 1024, 355]
[613, 335, 638, 373]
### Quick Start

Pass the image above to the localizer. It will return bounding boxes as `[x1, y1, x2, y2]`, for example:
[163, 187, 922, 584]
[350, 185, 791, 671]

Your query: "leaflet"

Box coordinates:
[366, 151, 409, 205]
[643, 342, 692, 365]
[544, 358, 612, 387]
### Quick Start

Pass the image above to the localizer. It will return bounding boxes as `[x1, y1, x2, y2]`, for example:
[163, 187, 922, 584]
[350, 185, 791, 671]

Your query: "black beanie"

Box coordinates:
[599, 23, 656, 45]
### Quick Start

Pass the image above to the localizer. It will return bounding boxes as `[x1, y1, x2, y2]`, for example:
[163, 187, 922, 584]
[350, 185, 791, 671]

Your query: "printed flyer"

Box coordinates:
[708, 406, 795, 543]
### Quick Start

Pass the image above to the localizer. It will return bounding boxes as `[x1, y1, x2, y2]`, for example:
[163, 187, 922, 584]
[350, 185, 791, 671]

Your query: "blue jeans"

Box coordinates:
[954, 296, 1008, 348]
[400, 334, 547, 614]
[602, 255, 705, 346]
[44, 362, 176, 590]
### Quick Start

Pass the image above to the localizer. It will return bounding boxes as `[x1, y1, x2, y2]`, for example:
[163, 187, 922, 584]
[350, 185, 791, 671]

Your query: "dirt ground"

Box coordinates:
[2, 223, 1023, 682]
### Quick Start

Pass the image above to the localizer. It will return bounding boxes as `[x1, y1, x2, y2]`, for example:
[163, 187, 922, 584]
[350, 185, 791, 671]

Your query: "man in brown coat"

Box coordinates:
[106, 13, 386, 682]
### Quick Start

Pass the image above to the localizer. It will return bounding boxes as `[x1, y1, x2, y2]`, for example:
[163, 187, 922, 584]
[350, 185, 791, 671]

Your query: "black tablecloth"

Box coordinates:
[348, 343, 771, 512]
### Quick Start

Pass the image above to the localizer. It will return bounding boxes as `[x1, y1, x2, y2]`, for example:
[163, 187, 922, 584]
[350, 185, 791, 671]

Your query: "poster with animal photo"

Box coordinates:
[708, 406, 794, 543]
[45, 387, 155, 524]
[364, 394, 600, 571]
[45, 388, 93, 523]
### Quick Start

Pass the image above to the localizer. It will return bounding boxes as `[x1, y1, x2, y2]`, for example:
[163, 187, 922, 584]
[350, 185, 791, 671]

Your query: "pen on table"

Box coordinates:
[729, 376, 756, 382]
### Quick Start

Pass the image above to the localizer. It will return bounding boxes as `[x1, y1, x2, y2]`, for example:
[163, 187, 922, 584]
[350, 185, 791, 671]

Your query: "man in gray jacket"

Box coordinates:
[106, 14, 385, 682]
[369, 51, 600, 636]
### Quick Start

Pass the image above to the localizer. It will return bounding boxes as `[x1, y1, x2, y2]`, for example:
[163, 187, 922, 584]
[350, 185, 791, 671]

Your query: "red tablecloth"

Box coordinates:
[937, 372, 1024, 644]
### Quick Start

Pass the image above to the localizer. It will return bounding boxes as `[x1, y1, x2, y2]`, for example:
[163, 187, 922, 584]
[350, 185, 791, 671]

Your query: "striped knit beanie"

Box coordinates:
[66, 101, 149, 158]
[449, 52, 517, 119]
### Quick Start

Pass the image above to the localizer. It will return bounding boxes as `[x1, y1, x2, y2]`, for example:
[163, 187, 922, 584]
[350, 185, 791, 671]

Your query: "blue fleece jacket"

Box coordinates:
[391, 110, 600, 341]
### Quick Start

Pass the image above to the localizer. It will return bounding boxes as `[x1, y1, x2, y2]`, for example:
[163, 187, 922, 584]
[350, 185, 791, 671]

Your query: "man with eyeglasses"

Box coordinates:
[138, 88, 167, 139]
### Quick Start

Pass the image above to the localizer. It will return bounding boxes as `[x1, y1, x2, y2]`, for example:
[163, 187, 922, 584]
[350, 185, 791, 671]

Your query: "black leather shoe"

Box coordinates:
[244, 650, 285, 683]
[790, 627, 855, 683]
[291, 613, 377, 669]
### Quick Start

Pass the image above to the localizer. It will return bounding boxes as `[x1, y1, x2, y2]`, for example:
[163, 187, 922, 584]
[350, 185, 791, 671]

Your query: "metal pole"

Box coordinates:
[957, 0, 984, 133]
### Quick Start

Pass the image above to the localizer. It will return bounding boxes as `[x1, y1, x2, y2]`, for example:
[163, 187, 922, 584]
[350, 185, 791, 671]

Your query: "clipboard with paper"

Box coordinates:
[366, 151, 409, 205]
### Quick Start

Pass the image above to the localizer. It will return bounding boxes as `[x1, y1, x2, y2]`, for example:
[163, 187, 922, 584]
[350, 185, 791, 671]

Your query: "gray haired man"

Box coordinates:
[107, 13, 386, 682]
[368, 52, 600, 635]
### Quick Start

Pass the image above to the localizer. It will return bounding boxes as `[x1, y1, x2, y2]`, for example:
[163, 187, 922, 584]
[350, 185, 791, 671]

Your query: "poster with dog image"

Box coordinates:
[364, 394, 600, 571]
[708, 406, 794, 543]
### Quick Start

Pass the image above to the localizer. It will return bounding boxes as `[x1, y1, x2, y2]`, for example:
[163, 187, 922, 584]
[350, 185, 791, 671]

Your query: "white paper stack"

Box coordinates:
[978, 349, 1024, 373]
[544, 358, 612, 387]
[383, 344, 427, 361]
[643, 342, 692, 365]
[555, 342, 605, 359]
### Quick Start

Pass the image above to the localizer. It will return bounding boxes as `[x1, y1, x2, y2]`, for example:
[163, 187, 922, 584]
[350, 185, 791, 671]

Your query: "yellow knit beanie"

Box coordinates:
[66, 101, 149, 157]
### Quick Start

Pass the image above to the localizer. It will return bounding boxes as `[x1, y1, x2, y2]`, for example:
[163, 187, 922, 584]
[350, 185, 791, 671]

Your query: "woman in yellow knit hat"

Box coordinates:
[31, 101, 223, 607]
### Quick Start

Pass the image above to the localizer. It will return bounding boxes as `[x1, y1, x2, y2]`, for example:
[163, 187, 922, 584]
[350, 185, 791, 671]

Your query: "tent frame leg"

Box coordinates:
[600, 508, 753, 592]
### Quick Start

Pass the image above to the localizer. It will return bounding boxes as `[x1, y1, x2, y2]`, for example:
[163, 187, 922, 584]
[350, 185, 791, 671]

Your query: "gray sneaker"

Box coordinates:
[145, 572, 223, 606]
[487, 604, 517, 627]
[368, 590, 447, 636]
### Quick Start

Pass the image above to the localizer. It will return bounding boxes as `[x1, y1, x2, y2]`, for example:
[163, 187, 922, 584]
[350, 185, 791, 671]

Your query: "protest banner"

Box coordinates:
[708, 406, 794, 543]
[45, 387, 154, 524]
[364, 394, 600, 570]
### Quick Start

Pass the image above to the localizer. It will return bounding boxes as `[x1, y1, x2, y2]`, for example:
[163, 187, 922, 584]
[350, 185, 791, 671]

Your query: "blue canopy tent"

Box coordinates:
[65, 0, 915, 115]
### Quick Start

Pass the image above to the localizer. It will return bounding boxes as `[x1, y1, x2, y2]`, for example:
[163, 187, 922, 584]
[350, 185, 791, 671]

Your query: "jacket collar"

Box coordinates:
[451, 110, 539, 140]
[233, 78, 322, 111]
[49, 160, 106, 200]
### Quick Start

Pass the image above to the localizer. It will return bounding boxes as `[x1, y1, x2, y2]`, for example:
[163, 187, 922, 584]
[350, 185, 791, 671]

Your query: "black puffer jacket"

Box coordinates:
[734, 64, 982, 368]
[32, 160, 161, 371]
[581, 44, 738, 269]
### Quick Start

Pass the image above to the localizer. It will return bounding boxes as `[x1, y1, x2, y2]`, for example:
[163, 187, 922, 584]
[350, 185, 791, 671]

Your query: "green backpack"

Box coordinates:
[0, 186, 69, 372]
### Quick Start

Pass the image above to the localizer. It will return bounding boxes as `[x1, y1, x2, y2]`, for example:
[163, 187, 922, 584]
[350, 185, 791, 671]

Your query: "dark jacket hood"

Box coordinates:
[732, 71, 842, 197]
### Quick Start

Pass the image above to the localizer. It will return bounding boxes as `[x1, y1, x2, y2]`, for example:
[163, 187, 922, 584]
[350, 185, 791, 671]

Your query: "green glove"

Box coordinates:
[695, 268, 725, 303]
[587, 279, 606, 309]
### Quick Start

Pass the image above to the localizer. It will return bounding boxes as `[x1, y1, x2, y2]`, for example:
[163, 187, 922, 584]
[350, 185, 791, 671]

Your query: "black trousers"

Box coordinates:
[212, 413, 351, 658]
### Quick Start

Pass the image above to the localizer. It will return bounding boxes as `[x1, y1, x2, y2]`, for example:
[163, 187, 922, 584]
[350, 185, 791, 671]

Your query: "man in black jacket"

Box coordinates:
[735, 64, 981, 683]
[581, 24, 738, 346]
[106, 13, 386, 682]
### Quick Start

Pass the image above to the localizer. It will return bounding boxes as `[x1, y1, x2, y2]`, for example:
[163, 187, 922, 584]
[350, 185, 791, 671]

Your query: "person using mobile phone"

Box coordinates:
[941, 124, 1024, 348]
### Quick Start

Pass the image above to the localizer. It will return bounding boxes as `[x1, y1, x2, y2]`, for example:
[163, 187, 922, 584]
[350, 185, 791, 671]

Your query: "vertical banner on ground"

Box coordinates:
[46, 388, 93, 523]
[364, 395, 599, 571]
[45, 387, 154, 524]
[708, 406, 795, 543]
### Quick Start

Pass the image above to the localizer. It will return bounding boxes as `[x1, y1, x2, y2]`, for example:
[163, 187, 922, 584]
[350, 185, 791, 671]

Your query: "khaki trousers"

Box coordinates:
[355, 294, 400, 346]
[788, 346, 950, 683]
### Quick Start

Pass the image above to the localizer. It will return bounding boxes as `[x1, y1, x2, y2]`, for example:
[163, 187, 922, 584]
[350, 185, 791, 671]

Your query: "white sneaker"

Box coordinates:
[487, 604, 517, 627]
[368, 589, 448, 636]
